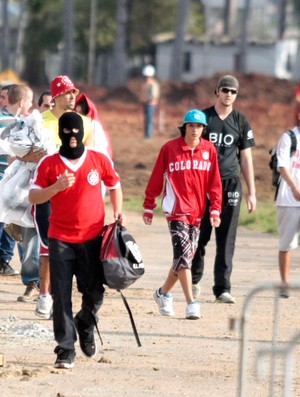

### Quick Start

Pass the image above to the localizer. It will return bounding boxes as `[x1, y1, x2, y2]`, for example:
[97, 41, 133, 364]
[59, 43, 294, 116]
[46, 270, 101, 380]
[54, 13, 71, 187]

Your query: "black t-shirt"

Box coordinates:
[202, 106, 255, 180]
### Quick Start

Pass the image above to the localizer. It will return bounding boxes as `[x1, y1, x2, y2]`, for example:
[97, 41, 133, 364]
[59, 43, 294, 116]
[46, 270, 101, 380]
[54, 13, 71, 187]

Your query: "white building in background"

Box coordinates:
[151, 0, 300, 83]
[153, 34, 300, 82]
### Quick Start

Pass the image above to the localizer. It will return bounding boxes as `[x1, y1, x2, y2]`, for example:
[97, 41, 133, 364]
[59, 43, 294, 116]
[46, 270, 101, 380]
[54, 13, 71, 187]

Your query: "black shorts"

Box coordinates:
[32, 201, 50, 255]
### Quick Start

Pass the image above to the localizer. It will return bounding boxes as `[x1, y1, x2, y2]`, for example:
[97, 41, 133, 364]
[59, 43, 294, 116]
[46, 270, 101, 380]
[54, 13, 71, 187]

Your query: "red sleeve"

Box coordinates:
[31, 156, 54, 189]
[99, 153, 120, 188]
[143, 145, 166, 211]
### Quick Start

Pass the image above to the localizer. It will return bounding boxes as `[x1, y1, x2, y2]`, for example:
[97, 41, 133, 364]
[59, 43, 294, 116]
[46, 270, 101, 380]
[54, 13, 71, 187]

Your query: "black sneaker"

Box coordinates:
[54, 346, 76, 369]
[0, 260, 19, 276]
[74, 316, 97, 358]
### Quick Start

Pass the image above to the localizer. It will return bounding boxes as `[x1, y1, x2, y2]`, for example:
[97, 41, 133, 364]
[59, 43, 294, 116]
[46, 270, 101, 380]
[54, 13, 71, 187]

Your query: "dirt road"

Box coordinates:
[1, 212, 300, 397]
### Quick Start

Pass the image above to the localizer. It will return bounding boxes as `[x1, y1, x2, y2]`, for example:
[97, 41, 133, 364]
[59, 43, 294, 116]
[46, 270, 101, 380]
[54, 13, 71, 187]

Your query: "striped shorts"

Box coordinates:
[168, 220, 200, 274]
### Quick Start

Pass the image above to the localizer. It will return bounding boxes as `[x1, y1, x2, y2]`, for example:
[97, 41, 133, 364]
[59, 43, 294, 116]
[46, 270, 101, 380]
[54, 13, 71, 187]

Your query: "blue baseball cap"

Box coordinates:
[182, 109, 207, 125]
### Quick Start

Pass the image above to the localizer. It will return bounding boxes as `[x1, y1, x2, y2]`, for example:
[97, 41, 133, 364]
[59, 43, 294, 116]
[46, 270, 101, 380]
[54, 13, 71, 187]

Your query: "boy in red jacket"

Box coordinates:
[143, 109, 222, 320]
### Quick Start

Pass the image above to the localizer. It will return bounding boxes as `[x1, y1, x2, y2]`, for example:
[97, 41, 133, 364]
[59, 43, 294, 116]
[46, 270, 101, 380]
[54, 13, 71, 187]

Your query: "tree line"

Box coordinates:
[0, 0, 299, 87]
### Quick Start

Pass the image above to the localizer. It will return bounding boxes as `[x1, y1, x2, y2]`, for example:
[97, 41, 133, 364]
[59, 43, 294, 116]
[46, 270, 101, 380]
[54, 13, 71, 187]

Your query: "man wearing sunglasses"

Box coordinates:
[191, 75, 256, 304]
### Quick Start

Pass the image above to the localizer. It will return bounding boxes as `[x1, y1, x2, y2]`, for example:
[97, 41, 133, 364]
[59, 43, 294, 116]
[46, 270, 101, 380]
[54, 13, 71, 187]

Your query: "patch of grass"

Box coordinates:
[239, 200, 277, 235]
[122, 196, 164, 215]
[122, 196, 144, 212]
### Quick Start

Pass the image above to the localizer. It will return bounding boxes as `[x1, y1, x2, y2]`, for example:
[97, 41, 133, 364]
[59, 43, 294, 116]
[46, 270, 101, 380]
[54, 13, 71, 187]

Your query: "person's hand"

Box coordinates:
[246, 194, 257, 213]
[115, 213, 126, 225]
[17, 146, 46, 163]
[291, 186, 300, 201]
[143, 211, 153, 225]
[7, 155, 16, 164]
[210, 216, 221, 228]
[55, 170, 76, 191]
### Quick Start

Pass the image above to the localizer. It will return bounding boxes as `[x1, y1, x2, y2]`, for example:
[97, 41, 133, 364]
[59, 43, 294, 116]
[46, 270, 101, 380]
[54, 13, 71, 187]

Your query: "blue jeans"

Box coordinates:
[19, 226, 40, 286]
[0, 222, 16, 261]
[144, 104, 156, 138]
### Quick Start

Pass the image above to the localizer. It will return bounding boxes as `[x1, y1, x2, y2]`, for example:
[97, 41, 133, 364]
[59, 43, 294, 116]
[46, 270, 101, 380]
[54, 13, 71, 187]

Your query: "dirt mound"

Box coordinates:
[155, 73, 296, 106]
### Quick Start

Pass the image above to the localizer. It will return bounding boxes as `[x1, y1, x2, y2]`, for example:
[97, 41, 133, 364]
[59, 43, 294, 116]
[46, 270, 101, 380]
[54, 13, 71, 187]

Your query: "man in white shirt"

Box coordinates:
[276, 125, 300, 298]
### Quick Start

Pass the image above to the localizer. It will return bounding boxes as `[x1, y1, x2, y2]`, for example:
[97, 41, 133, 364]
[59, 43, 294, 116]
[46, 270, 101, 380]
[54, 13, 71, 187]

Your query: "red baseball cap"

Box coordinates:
[51, 75, 79, 99]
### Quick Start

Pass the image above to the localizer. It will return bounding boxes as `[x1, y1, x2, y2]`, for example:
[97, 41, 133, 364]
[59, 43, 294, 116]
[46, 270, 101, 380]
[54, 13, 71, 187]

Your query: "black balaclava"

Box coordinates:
[58, 112, 85, 159]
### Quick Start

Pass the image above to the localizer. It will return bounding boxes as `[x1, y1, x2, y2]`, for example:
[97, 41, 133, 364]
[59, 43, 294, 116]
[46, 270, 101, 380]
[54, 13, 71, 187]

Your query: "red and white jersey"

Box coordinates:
[30, 148, 120, 243]
[143, 136, 222, 225]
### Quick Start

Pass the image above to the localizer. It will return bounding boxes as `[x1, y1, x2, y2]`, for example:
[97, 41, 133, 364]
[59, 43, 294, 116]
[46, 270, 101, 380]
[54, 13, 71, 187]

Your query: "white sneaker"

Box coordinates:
[35, 294, 53, 319]
[153, 289, 175, 316]
[186, 301, 200, 320]
[216, 292, 235, 304]
[279, 289, 290, 299]
[192, 283, 201, 300]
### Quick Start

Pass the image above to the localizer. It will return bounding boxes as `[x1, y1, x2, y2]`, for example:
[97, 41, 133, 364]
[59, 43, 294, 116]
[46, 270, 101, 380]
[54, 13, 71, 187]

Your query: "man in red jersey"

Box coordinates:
[29, 112, 124, 369]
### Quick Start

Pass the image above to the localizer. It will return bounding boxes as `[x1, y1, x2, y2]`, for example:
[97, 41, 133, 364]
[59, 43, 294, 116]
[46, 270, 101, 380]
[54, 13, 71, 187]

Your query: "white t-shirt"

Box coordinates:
[276, 126, 300, 207]
[92, 119, 110, 159]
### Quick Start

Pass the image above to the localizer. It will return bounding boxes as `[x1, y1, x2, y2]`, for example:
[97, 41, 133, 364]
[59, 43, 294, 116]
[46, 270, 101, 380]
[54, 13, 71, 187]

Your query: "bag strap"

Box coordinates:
[91, 291, 142, 348]
[287, 129, 297, 156]
[99, 220, 142, 347]
[118, 290, 142, 347]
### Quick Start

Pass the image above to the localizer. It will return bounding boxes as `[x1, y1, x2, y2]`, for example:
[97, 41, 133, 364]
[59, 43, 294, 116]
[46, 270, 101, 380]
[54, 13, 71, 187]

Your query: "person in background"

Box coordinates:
[191, 75, 256, 304]
[140, 64, 160, 139]
[0, 84, 16, 109]
[0, 84, 20, 275]
[42, 76, 94, 148]
[37, 90, 54, 113]
[29, 111, 124, 369]
[1, 85, 42, 300]
[75, 93, 112, 158]
[143, 109, 222, 320]
[295, 86, 300, 127]
[0, 84, 33, 277]
[275, 124, 300, 298]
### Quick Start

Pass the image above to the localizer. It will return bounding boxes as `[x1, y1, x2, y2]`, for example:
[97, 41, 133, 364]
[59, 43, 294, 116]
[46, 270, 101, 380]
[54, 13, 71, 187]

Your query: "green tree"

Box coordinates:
[21, 0, 205, 85]
[170, 0, 191, 81]
[128, 0, 177, 54]
[291, 0, 300, 24]
[75, 0, 116, 52]
[108, 0, 129, 88]
[23, 0, 63, 84]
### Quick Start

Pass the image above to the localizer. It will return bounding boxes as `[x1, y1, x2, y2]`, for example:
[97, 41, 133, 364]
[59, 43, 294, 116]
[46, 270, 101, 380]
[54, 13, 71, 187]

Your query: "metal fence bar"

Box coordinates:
[236, 282, 300, 397]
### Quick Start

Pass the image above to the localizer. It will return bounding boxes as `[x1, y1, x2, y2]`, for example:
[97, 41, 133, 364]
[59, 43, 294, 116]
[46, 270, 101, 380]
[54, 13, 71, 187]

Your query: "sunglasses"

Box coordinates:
[220, 87, 238, 95]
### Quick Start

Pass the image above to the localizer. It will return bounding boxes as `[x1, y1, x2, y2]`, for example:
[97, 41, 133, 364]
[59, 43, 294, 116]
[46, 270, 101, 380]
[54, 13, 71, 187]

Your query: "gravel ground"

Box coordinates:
[1, 212, 300, 397]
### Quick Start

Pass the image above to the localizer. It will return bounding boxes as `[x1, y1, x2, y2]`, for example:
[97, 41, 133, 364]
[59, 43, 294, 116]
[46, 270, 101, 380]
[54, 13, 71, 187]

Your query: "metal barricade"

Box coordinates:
[230, 282, 300, 397]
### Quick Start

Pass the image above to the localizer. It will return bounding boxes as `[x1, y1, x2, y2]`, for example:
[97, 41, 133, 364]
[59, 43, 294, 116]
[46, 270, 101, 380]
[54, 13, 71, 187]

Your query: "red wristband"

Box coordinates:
[143, 211, 153, 220]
